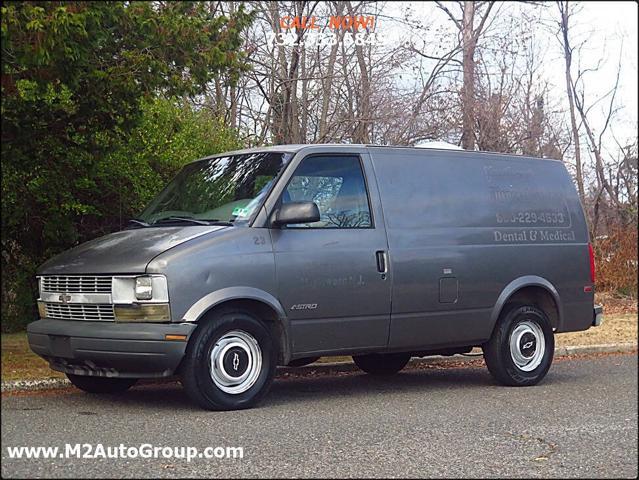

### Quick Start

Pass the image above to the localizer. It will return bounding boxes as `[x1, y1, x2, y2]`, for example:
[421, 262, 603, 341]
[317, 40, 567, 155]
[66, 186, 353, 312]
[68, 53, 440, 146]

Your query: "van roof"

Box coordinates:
[191, 144, 562, 164]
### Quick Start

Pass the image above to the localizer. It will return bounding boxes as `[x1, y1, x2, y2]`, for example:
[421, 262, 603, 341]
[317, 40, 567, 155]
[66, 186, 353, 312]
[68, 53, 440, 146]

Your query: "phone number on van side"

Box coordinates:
[496, 211, 567, 225]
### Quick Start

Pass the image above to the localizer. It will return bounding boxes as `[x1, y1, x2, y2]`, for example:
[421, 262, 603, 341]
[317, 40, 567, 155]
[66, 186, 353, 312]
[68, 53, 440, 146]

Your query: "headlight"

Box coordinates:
[112, 275, 169, 303]
[111, 275, 171, 323]
[135, 276, 153, 300]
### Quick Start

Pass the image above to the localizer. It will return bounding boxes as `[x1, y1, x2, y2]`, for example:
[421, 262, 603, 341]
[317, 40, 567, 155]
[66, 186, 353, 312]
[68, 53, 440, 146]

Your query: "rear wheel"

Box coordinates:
[483, 304, 554, 386]
[353, 353, 411, 375]
[181, 308, 277, 410]
[66, 374, 137, 394]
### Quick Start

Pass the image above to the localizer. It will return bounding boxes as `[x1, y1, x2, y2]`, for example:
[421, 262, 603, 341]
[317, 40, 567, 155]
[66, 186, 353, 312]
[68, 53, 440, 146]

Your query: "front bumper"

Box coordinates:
[27, 319, 196, 378]
[593, 304, 604, 327]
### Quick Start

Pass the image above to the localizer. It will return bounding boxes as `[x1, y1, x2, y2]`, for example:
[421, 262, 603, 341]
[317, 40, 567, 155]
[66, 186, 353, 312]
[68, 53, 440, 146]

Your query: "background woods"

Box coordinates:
[1, 1, 250, 330]
[1, 1, 637, 331]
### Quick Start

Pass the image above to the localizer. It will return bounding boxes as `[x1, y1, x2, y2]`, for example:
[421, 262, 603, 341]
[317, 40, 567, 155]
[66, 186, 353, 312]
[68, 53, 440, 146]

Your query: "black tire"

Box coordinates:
[483, 304, 554, 386]
[287, 356, 320, 367]
[66, 374, 137, 394]
[181, 308, 277, 411]
[353, 353, 411, 375]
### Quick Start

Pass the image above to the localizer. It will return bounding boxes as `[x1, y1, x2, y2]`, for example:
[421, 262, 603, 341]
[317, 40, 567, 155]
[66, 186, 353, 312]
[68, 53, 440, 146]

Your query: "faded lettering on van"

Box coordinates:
[538, 229, 576, 241]
[299, 274, 366, 288]
[483, 165, 534, 184]
[490, 188, 564, 204]
[483, 164, 573, 229]
[494, 231, 528, 243]
[495, 210, 568, 226]
[494, 229, 576, 243]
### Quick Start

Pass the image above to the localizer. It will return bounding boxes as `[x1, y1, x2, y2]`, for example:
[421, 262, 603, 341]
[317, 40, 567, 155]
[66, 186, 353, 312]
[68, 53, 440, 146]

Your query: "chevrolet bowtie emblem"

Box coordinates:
[58, 294, 72, 303]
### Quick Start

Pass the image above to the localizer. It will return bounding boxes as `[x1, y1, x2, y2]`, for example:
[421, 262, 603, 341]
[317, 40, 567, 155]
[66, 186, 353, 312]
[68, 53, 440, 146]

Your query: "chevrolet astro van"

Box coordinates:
[28, 145, 603, 410]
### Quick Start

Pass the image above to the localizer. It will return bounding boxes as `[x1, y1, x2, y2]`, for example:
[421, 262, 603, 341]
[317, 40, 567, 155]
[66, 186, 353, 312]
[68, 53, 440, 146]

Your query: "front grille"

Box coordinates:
[44, 303, 115, 321]
[42, 276, 112, 294]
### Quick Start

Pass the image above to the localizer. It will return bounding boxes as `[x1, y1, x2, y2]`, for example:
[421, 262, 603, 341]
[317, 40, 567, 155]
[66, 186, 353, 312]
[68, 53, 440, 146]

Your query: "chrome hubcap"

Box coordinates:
[509, 320, 545, 372]
[209, 330, 262, 394]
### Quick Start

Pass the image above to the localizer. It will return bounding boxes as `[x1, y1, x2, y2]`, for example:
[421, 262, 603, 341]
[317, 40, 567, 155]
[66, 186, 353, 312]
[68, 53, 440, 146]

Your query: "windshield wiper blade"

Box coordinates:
[153, 216, 212, 226]
[203, 220, 234, 226]
[128, 218, 150, 227]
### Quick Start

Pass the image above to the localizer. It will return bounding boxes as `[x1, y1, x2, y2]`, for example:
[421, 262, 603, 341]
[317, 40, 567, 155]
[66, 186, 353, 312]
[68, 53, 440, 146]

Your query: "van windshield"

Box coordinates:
[137, 152, 291, 226]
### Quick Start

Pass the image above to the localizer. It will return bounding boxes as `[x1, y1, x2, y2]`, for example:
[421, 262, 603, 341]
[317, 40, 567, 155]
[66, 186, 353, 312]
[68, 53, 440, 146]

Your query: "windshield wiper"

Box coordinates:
[128, 218, 150, 227]
[153, 216, 212, 226]
[203, 220, 234, 226]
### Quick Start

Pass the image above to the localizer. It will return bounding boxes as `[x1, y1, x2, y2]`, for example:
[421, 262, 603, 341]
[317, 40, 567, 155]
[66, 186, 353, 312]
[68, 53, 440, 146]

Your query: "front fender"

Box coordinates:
[181, 286, 291, 364]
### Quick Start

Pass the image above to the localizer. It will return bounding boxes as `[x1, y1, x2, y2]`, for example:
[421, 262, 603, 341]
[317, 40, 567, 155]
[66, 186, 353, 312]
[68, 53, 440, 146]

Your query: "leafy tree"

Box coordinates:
[103, 97, 242, 221]
[1, 2, 252, 331]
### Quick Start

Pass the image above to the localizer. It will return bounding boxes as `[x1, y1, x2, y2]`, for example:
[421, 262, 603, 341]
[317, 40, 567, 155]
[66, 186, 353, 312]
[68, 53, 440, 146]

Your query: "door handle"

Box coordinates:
[375, 250, 388, 274]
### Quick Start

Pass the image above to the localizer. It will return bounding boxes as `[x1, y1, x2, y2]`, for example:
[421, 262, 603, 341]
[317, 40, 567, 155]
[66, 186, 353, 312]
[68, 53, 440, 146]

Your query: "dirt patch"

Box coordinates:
[1, 333, 64, 383]
[555, 313, 637, 347]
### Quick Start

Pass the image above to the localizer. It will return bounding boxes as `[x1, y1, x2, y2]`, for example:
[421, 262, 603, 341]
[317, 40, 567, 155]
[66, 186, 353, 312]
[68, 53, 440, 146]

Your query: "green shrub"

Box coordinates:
[1, 2, 251, 331]
[104, 98, 242, 218]
[2, 97, 241, 332]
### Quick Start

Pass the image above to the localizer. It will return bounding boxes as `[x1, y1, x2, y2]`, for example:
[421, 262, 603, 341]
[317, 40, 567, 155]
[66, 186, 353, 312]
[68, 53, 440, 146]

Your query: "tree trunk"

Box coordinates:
[559, 1, 585, 202]
[461, 1, 476, 150]
[229, 83, 237, 129]
[299, 47, 308, 143]
[347, 1, 371, 143]
[319, 2, 345, 141]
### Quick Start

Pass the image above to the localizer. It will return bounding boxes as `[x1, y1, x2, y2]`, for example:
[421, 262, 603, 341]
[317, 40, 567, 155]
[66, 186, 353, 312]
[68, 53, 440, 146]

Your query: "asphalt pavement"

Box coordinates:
[1, 354, 637, 478]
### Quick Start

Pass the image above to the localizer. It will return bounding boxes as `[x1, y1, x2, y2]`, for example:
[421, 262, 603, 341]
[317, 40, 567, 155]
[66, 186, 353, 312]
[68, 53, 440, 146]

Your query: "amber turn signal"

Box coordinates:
[165, 334, 188, 341]
[114, 304, 170, 322]
[37, 301, 46, 319]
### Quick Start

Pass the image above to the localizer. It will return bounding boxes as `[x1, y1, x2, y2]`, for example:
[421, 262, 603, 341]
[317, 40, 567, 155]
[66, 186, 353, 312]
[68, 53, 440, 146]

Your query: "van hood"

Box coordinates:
[37, 226, 228, 275]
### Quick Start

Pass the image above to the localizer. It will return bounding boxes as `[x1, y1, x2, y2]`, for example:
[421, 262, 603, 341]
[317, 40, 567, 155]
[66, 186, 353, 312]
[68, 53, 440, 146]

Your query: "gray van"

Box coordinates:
[28, 145, 602, 410]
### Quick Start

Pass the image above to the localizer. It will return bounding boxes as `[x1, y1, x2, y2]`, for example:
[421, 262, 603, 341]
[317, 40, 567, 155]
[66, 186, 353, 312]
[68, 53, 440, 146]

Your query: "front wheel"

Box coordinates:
[181, 308, 277, 410]
[66, 374, 137, 394]
[483, 304, 554, 386]
[353, 353, 411, 375]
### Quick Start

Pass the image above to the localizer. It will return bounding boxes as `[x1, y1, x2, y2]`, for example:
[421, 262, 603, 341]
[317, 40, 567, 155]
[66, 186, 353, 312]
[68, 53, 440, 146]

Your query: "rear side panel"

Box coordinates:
[368, 148, 592, 350]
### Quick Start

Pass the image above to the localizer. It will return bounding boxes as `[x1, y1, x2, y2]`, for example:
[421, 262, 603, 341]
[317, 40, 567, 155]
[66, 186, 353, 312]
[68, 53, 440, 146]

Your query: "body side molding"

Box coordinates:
[182, 286, 287, 323]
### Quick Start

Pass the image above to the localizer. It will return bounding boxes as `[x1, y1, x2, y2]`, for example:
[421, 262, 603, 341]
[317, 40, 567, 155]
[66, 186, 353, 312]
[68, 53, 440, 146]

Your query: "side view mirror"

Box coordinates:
[272, 202, 320, 227]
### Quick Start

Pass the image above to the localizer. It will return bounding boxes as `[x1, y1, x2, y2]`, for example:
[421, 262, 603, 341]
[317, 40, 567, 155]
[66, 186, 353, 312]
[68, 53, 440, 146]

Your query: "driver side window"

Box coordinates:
[282, 155, 372, 228]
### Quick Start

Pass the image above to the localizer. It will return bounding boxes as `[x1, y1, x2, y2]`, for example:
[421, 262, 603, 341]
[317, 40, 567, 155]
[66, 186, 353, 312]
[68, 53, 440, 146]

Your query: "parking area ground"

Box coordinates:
[2, 353, 637, 478]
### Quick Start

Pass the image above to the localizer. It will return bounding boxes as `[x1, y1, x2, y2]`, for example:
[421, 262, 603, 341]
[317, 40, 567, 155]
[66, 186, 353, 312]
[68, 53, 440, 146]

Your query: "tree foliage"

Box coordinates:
[1, 1, 252, 331]
[104, 97, 242, 218]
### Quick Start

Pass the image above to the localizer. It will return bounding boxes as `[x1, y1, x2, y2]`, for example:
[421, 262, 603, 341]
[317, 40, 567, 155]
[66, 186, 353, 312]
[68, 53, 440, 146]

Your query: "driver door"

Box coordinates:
[270, 154, 391, 356]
